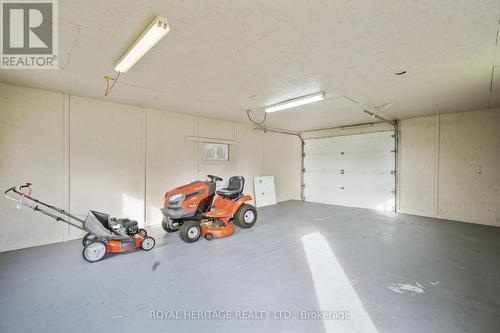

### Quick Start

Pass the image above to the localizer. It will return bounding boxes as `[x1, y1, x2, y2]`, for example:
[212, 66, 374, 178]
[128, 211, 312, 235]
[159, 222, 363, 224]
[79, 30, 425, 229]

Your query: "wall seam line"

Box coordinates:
[397, 124, 403, 212]
[434, 115, 440, 217]
[65, 93, 72, 241]
[196, 116, 200, 176]
[142, 108, 148, 226]
[68, 94, 71, 239]
[62, 93, 67, 242]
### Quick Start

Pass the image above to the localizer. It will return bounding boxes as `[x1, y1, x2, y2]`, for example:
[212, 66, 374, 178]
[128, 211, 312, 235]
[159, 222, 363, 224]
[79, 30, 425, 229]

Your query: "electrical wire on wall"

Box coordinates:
[246, 109, 267, 126]
[103, 72, 121, 96]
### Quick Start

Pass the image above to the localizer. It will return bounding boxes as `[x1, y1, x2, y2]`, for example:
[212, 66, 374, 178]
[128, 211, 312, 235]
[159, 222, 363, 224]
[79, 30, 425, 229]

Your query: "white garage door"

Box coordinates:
[304, 131, 395, 211]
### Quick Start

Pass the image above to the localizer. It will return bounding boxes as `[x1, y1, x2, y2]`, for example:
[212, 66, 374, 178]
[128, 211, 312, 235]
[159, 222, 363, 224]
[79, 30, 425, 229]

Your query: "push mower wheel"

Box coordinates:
[138, 228, 148, 237]
[82, 233, 96, 246]
[179, 221, 201, 243]
[235, 204, 257, 229]
[82, 241, 107, 263]
[162, 219, 179, 233]
[141, 237, 155, 251]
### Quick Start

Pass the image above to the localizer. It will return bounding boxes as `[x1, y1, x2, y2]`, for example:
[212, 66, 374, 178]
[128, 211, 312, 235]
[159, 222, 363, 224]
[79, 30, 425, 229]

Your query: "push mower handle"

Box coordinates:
[4, 183, 31, 197]
[18, 183, 32, 190]
[4, 186, 16, 196]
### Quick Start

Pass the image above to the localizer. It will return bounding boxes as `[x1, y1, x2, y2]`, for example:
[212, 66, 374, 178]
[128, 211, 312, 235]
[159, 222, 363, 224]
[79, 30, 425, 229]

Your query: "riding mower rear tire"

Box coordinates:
[235, 204, 257, 229]
[179, 221, 201, 243]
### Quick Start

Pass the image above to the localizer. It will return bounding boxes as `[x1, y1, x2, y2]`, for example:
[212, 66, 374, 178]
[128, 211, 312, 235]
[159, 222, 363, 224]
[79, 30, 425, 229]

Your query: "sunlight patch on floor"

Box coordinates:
[302, 232, 378, 333]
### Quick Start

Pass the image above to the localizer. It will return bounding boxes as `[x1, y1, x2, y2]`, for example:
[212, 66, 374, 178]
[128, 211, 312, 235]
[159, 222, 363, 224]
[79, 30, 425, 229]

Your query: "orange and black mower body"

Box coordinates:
[161, 175, 257, 242]
[162, 180, 216, 221]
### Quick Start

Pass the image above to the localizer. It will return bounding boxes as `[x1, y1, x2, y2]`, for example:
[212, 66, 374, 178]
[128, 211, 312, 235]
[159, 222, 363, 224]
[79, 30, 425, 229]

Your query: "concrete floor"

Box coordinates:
[1, 200, 499, 333]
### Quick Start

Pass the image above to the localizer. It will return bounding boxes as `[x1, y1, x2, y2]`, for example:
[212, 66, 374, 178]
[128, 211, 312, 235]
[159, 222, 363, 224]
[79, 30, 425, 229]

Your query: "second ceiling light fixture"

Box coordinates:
[264, 91, 326, 113]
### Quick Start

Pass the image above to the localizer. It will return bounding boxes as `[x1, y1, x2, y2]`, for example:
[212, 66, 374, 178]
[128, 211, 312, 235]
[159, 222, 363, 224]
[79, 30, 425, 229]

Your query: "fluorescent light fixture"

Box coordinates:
[265, 91, 326, 113]
[114, 16, 170, 73]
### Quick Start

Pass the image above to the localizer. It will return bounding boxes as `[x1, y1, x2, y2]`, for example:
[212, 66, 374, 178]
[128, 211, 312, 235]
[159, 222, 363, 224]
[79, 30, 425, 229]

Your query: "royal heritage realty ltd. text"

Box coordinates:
[150, 309, 351, 320]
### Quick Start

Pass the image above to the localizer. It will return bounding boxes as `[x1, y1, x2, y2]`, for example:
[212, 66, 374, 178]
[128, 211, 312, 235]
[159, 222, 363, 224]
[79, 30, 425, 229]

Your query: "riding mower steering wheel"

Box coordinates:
[207, 175, 223, 182]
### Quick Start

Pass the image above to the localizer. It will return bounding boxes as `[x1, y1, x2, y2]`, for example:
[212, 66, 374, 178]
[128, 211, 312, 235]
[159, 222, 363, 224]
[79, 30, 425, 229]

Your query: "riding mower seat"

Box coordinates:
[216, 176, 245, 200]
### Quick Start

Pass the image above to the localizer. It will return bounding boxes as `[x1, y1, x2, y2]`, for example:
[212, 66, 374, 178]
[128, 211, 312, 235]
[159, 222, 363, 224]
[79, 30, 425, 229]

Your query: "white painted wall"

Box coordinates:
[69, 96, 146, 240]
[263, 132, 302, 203]
[397, 116, 438, 217]
[0, 83, 301, 252]
[145, 109, 198, 226]
[0, 84, 67, 249]
[398, 109, 500, 226]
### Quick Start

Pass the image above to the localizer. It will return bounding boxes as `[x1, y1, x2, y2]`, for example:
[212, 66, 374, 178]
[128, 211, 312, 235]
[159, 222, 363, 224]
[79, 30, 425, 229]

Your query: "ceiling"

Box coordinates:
[1, 0, 499, 132]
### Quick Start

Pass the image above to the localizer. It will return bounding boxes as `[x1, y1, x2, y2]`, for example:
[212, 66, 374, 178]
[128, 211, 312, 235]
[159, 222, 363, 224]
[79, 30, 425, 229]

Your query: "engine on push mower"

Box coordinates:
[109, 217, 139, 236]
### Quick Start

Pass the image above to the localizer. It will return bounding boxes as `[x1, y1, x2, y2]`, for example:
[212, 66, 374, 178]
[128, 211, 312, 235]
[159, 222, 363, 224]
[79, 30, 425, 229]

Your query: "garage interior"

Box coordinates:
[1, 1, 499, 333]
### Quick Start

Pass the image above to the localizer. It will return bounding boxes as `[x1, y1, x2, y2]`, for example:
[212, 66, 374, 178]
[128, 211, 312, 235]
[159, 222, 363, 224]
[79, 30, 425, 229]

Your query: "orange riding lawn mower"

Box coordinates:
[161, 175, 257, 242]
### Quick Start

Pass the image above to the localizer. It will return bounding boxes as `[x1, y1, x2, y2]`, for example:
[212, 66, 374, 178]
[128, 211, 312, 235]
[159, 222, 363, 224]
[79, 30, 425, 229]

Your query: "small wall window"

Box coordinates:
[205, 143, 229, 161]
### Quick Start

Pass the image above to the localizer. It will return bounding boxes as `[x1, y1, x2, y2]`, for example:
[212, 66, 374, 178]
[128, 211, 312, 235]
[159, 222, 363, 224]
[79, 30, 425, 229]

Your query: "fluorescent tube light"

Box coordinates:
[114, 16, 170, 73]
[265, 92, 326, 113]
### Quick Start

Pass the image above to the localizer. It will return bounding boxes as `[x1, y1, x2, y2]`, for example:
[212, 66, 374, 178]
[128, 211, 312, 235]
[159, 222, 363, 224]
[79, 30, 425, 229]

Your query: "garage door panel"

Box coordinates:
[340, 152, 394, 171]
[306, 187, 394, 211]
[304, 154, 344, 169]
[305, 174, 394, 192]
[305, 152, 394, 174]
[304, 131, 395, 211]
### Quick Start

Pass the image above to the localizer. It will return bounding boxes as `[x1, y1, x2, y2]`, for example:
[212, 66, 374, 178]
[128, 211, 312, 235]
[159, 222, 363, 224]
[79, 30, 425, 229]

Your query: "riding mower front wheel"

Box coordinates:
[179, 221, 201, 243]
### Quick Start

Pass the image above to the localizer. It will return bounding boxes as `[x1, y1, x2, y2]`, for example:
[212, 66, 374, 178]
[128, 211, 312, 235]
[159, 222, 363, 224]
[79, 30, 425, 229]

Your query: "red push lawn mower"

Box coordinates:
[161, 175, 257, 242]
[4, 183, 155, 262]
